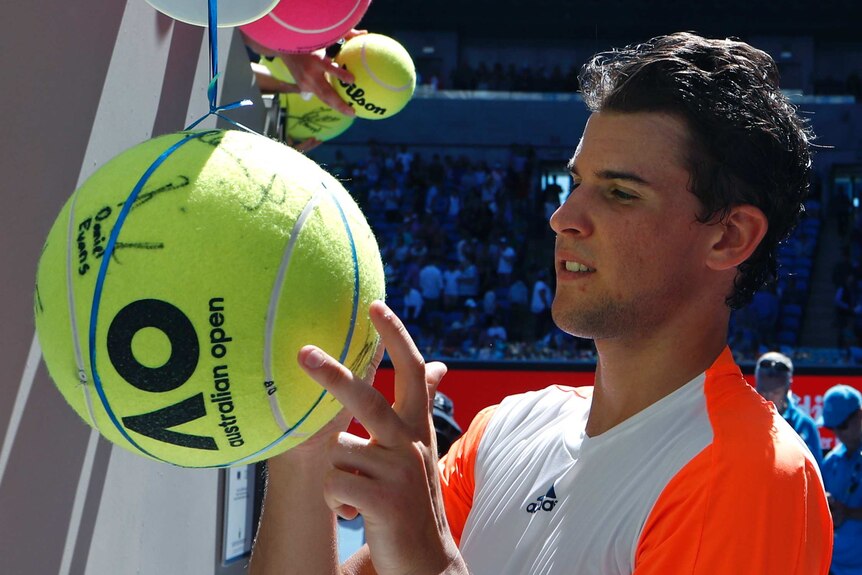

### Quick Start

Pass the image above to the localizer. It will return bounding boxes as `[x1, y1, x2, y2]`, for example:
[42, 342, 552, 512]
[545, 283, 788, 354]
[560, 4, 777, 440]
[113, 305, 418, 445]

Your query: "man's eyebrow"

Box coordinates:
[596, 169, 651, 186]
[566, 160, 652, 187]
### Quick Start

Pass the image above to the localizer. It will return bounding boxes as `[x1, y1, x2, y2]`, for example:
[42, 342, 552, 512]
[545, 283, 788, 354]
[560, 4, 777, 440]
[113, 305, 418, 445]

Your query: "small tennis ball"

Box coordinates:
[34, 129, 384, 468]
[286, 92, 355, 142]
[331, 33, 416, 120]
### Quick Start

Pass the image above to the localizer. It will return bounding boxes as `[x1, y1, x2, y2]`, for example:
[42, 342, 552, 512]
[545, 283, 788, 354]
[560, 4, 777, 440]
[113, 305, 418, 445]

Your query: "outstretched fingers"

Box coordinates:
[369, 301, 448, 433]
[298, 300, 447, 453]
[298, 344, 407, 446]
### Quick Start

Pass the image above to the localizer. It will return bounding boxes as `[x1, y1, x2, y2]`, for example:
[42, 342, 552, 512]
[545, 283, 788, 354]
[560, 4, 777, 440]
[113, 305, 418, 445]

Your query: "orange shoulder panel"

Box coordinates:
[438, 405, 497, 546]
[634, 348, 832, 574]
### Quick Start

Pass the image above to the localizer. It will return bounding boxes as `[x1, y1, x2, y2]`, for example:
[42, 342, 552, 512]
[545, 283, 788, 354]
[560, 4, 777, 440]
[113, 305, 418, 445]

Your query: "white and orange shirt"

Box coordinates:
[440, 347, 832, 574]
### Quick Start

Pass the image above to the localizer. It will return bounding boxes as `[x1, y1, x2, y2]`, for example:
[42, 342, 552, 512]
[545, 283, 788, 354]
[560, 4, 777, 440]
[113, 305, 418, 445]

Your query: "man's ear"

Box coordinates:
[705, 205, 768, 271]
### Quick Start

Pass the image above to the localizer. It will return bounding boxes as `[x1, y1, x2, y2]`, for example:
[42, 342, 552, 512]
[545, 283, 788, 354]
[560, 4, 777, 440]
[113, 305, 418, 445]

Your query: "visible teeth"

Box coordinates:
[565, 261, 592, 272]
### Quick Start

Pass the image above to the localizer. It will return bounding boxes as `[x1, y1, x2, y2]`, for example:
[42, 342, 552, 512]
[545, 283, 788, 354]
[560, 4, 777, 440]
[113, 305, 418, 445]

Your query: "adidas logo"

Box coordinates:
[525, 484, 558, 514]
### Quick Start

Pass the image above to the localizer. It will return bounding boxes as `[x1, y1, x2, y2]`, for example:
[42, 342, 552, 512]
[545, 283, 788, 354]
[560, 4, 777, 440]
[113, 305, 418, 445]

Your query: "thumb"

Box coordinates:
[425, 361, 447, 400]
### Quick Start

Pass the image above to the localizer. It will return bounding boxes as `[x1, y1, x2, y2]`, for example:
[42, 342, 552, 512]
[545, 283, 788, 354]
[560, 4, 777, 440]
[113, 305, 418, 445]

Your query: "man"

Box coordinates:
[249, 33, 831, 575]
[819, 385, 862, 575]
[755, 351, 823, 468]
[530, 269, 553, 339]
[418, 258, 445, 315]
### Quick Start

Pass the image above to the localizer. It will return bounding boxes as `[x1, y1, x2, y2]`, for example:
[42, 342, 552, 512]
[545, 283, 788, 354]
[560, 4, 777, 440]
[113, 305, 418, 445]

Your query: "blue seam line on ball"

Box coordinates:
[326, 183, 361, 367]
[229, 182, 362, 468]
[88, 130, 220, 464]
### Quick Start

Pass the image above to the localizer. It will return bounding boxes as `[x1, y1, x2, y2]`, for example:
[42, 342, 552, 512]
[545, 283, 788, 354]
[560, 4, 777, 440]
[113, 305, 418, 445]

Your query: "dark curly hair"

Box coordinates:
[579, 32, 813, 309]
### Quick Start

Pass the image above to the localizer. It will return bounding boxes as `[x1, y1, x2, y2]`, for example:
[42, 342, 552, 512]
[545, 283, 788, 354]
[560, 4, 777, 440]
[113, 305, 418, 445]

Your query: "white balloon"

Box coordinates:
[144, 0, 279, 28]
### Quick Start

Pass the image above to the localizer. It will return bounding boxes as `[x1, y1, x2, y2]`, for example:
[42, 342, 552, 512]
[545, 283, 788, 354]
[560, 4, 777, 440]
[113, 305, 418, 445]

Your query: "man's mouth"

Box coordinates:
[564, 261, 595, 273]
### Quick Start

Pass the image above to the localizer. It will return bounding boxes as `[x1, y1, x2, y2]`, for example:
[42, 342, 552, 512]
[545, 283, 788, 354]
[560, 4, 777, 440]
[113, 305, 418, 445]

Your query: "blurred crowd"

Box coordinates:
[449, 61, 581, 93]
[327, 143, 598, 362]
[324, 143, 862, 366]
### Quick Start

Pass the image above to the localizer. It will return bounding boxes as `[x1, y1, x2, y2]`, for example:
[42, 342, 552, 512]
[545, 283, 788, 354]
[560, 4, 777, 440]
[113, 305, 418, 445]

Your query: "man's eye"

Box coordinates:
[611, 189, 637, 201]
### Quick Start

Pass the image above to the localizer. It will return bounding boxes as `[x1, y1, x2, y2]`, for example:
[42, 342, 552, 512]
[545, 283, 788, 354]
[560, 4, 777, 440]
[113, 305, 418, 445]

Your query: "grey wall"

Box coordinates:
[0, 1, 263, 574]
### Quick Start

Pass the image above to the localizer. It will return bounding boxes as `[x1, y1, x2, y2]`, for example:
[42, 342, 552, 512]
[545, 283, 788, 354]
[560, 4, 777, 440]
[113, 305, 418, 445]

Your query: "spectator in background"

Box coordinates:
[507, 278, 530, 341]
[456, 237, 476, 265]
[396, 144, 414, 172]
[754, 352, 823, 468]
[442, 260, 461, 311]
[484, 317, 508, 344]
[818, 385, 862, 575]
[835, 191, 852, 239]
[418, 258, 444, 315]
[749, 285, 780, 347]
[424, 179, 440, 214]
[457, 259, 480, 302]
[481, 289, 497, 317]
[496, 237, 517, 287]
[834, 246, 857, 290]
[402, 283, 423, 321]
[835, 274, 861, 348]
[446, 185, 462, 219]
[530, 269, 553, 339]
[432, 392, 463, 458]
[382, 178, 402, 223]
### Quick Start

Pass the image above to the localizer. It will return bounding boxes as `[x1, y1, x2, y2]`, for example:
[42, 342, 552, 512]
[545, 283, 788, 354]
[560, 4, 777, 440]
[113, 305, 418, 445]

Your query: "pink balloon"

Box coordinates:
[241, 0, 372, 53]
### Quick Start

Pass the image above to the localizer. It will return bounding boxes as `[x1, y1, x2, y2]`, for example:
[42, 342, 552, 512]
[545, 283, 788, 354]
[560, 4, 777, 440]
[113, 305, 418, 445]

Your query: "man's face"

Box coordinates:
[549, 111, 717, 340]
[833, 409, 862, 452]
[755, 375, 790, 412]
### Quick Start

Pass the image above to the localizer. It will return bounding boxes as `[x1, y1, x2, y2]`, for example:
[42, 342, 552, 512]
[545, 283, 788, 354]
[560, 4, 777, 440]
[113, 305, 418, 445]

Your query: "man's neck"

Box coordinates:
[776, 393, 791, 415]
[843, 440, 862, 456]
[585, 317, 730, 437]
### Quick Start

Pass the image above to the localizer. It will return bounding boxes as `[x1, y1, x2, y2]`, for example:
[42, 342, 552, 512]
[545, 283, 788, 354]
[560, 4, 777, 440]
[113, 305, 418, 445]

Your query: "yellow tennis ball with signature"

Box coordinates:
[34, 129, 384, 467]
[286, 92, 355, 142]
[331, 33, 416, 120]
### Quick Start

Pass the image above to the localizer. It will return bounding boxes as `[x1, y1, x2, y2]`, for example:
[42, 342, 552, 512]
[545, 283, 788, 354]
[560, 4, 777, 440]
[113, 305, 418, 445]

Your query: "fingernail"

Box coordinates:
[304, 349, 326, 369]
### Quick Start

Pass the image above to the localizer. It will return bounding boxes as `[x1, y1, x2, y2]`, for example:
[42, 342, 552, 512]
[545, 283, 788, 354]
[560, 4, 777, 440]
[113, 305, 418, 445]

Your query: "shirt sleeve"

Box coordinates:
[438, 405, 496, 546]
[632, 441, 832, 575]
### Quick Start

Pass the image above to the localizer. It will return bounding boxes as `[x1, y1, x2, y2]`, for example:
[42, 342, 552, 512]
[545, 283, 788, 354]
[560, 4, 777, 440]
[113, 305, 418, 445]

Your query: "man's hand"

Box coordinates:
[243, 29, 367, 117]
[248, 337, 384, 575]
[298, 300, 468, 575]
[279, 51, 356, 117]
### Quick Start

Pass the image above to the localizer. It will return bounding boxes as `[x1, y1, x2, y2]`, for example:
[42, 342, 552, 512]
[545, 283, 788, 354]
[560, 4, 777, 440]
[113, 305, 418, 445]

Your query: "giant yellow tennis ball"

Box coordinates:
[331, 33, 416, 120]
[34, 129, 384, 468]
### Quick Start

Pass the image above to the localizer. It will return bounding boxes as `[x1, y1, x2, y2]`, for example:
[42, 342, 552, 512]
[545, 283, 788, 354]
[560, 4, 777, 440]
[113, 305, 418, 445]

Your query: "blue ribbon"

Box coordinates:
[87, 130, 220, 465]
[83, 0, 276, 468]
[185, 0, 255, 131]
